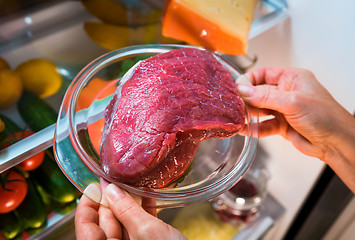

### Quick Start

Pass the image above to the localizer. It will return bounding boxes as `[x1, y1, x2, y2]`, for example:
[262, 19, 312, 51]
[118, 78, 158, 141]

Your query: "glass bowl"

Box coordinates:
[53, 44, 258, 208]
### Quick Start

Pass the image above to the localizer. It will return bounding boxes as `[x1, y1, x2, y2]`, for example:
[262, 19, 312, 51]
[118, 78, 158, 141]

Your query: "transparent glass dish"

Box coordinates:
[211, 166, 270, 226]
[54, 44, 258, 208]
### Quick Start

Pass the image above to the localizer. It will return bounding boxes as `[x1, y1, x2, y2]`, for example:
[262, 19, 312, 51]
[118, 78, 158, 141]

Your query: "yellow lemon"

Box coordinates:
[0, 69, 23, 109]
[81, 0, 162, 26]
[0, 57, 10, 70]
[84, 21, 182, 51]
[15, 59, 62, 98]
[84, 21, 159, 50]
[0, 118, 4, 132]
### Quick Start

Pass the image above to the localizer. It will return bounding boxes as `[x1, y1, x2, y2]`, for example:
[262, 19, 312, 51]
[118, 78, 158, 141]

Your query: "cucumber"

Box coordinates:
[55, 199, 78, 215]
[17, 92, 57, 132]
[0, 114, 21, 143]
[16, 177, 47, 229]
[0, 211, 22, 239]
[31, 150, 77, 203]
[35, 181, 77, 215]
[25, 221, 47, 236]
[17, 92, 78, 203]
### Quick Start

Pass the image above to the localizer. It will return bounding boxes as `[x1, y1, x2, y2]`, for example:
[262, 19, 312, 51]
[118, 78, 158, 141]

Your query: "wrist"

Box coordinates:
[324, 114, 355, 161]
[322, 112, 355, 193]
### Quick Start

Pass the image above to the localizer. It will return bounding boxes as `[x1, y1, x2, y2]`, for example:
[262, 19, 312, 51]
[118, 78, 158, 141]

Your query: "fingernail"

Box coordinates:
[237, 84, 255, 97]
[100, 193, 108, 207]
[105, 183, 126, 201]
[83, 183, 101, 203]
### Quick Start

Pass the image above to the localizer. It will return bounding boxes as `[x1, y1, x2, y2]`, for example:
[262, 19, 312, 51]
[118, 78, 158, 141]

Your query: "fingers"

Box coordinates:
[247, 112, 286, 138]
[257, 118, 281, 138]
[255, 115, 321, 158]
[245, 67, 304, 86]
[142, 197, 157, 217]
[238, 83, 300, 115]
[76, 183, 122, 240]
[76, 183, 184, 240]
[239, 106, 278, 137]
[75, 193, 106, 240]
[245, 67, 284, 85]
[104, 184, 156, 234]
[242, 67, 339, 161]
[241, 110, 288, 138]
[98, 205, 122, 239]
[104, 184, 186, 240]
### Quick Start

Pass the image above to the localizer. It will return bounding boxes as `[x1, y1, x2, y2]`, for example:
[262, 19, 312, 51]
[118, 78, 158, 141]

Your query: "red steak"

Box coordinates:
[100, 48, 245, 188]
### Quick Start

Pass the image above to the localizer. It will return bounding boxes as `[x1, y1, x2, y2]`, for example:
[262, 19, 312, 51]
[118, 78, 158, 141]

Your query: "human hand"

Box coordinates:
[237, 67, 355, 192]
[75, 183, 187, 240]
[238, 67, 352, 159]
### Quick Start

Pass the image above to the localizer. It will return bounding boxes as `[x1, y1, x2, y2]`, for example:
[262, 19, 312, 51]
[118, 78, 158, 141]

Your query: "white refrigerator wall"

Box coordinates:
[246, 0, 355, 239]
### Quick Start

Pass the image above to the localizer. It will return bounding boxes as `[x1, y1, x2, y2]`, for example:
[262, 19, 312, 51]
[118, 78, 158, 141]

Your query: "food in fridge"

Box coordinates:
[162, 0, 258, 55]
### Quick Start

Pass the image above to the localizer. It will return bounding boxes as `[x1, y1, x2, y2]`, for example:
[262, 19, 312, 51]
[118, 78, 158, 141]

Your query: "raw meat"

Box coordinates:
[100, 48, 245, 188]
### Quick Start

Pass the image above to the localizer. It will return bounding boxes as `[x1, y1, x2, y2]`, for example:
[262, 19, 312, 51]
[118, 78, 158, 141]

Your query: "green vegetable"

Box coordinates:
[31, 150, 77, 203]
[17, 92, 57, 132]
[16, 177, 47, 229]
[34, 181, 61, 214]
[55, 199, 78, 215]
[0, 114, 21, 144]
[16, 92, 77, 201]
[25, 221, 47, 236]
[118, 59, 136, 77]
[0, 211, 22, 239]
[118, 55, 153, 77]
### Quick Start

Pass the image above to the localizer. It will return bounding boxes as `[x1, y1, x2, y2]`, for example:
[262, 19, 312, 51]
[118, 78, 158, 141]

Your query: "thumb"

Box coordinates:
[104, 184, 156, 233]
[105, 184, 188, 240]
[237, 84, 293, 113]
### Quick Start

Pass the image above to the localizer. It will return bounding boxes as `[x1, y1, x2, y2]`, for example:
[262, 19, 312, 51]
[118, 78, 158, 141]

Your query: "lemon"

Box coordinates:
[0, 118, 4, 132]
[81, 0, 162, 26]
[0, 57, 10, 70]
[0, 69, 23, 109]
[84, 21, 182, 51]
[84, 21, 157, 50]
[15, 59, 62, 98]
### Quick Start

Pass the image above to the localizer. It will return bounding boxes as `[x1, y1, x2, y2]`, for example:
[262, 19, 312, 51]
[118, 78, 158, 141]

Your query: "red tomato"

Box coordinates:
[0, 231, 6, 240]
[0, 170, 28, 214]
[1, 131, 45, 171]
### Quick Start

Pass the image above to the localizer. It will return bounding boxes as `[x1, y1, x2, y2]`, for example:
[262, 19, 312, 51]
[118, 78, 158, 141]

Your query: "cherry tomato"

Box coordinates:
[0, 170, 28, 214]
[1, 131, 45, 171]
